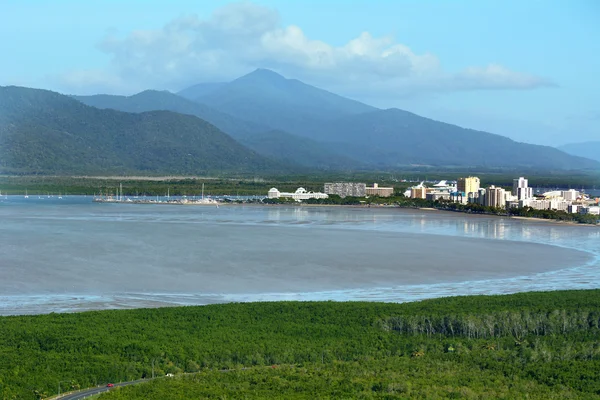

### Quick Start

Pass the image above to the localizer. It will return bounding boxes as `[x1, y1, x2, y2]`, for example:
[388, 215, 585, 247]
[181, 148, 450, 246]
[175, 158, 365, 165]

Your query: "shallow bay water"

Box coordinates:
[0, 196, 598, 315]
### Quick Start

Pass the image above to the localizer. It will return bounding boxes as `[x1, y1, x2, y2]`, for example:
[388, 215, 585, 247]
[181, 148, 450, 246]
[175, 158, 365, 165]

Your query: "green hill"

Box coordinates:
[0, 86, 284, 175]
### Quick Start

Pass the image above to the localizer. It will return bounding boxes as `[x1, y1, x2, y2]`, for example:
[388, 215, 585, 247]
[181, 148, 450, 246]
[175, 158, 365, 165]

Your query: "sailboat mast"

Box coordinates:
[202, 183, 205, 200]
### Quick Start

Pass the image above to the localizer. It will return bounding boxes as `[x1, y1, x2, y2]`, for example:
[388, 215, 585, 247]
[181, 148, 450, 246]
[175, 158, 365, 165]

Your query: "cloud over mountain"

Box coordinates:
[59, 1, 554, 95]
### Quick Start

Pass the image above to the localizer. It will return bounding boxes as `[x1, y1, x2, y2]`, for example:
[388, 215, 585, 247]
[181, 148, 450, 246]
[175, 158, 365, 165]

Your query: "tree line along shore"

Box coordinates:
[1, 290, 600, 399]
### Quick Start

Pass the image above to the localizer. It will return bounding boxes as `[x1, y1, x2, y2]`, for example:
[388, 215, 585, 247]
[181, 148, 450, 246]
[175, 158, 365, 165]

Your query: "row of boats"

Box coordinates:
[92, 183, 220, 206]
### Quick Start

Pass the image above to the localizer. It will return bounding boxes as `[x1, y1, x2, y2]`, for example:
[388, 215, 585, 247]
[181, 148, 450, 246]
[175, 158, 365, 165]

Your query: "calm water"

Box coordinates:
[0, 196, 599, 315]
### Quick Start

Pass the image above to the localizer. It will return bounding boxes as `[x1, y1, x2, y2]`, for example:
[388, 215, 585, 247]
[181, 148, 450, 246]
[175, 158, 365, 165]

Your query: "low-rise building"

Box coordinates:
[580, 206, 600, 215]
[324, 182, 366, 198]
[268, 187, 328, 201]
[526, 199, 552, 210]
[426, 192, 451, 201]
[365, 183, 394, 197]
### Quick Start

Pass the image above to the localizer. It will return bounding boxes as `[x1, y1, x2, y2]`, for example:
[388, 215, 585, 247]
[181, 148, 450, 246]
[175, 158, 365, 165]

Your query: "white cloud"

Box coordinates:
[56, 1, 554, 96]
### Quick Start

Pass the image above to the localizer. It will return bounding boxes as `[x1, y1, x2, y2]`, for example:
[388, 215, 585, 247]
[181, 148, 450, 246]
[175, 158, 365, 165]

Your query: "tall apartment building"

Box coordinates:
[485, 185, 506, 208]
[457, 176, 480, 196]
[324, 182, 366, 198]
[513, 177, 533, 201]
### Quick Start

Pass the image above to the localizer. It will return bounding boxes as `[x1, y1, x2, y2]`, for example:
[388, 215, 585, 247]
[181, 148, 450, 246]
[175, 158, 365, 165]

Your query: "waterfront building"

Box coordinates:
[526, 199, 552, 210]
[485, 186, 506, 208]
[457, 176, 480, 197]
[408, 183, 428, 199]
[365, 183, 394, 197]
[324, 182, 366, 198]
[580, 206, 600, 215]
[562, 190, 580, 201]
[473, 188, 487, 205]
[426, 192, 451, 201]
[550, 199, 570, 212]
[513, 177, 533, 201]
[268, 187, 328, 201]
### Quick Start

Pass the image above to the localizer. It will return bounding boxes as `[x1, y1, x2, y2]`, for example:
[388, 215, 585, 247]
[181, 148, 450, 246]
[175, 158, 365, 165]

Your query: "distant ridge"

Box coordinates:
[558, 141, 600, 162]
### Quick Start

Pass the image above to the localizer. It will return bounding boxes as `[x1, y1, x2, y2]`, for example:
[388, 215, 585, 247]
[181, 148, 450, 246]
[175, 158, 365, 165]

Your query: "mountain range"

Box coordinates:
[1, 68, 598, 175]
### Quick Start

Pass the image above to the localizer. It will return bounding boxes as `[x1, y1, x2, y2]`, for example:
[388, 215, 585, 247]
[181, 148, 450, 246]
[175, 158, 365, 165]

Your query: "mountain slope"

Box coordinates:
[316, 109, 600, 169]
[73, 90, 266, 138]
[191, 68, 376, 135]
[177, 82, 226, 101]
[73, 90, 357, 169]
[185, 69, 596, 170]
[558, 141, 600, 162]
[238, 130, 360, 169]
[0, 86, 283, 175]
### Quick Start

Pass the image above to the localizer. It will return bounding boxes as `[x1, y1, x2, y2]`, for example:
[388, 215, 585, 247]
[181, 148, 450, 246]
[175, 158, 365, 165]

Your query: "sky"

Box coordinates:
[1, 0, 599, 146]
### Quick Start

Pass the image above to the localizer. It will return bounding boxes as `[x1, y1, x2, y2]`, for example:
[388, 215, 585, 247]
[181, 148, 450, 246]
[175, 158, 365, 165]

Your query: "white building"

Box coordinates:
[525, 199, 551, 210]
[550, 199, 570, 212]
[513, 177, 533, 201]
[267, 187, 328, 201]
[562, 190, 580, 202]
[580, 206, 600, 215]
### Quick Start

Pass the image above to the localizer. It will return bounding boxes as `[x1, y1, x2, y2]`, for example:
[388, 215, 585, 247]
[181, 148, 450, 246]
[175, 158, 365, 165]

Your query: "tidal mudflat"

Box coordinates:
[0, 197, 598, 315]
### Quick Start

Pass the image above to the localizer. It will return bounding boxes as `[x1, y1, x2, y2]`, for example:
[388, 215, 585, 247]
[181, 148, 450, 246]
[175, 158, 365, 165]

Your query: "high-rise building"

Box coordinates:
[485, 185, 506, 208]
[457, 176, 480, 196]
[513, 177, 533, 201]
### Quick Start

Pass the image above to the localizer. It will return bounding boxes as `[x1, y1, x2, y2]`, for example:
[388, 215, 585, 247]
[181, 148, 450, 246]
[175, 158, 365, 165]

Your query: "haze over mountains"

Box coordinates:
[1, 69, 598, 175]
[558, 142, 600, 163]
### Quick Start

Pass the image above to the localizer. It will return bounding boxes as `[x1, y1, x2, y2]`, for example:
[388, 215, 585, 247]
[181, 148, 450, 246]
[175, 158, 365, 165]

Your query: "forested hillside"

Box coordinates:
[0, 86, 283, 175]
[1, 290, 599, 399]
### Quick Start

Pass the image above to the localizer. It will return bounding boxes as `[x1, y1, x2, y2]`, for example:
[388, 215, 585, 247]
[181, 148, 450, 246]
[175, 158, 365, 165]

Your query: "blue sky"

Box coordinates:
[1, 0, 598, 145]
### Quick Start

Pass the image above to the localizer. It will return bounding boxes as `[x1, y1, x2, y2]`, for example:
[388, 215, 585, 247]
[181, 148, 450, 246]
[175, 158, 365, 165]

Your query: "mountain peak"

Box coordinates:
[236, 68, 287, 83]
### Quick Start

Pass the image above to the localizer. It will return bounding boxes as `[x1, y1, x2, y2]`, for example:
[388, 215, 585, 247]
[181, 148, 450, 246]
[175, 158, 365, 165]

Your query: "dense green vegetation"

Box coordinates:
[97, 358, 586, 399]
[0, 86, 284, 175]
[1, 291, 600, 399]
